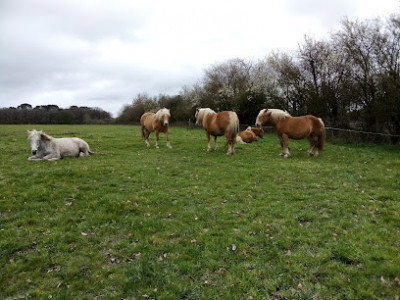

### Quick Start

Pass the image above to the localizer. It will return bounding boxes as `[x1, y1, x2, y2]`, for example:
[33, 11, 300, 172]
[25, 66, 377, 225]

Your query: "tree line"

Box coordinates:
[0, 104, 112, 124]
[2, 15, 399, 140]
[117, 14, 400, 139]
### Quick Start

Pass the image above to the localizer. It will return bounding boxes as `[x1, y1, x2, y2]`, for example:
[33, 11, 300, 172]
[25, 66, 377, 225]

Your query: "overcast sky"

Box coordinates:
[0, 0, 397, 117]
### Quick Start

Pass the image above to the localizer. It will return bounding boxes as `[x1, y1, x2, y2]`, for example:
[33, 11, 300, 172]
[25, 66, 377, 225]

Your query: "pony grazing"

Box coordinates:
[140, 108, 172, 148]
[27, 129, 92, 161]
[195, 108, 239, 155]
[236, 126, 258, 144]
[256, 109, 326, 157]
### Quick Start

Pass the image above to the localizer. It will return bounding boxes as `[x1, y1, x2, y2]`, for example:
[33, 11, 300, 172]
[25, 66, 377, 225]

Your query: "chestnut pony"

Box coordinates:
[256, 109, 325, 157]
[236, 126, 258, 144]
[195, 108, 239, 155]
[250, 127, 264, 139]
[140, 108, 172, 148]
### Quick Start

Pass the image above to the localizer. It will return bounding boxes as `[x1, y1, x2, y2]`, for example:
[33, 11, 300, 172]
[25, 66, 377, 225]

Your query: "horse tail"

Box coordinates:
[317, 118, 326, 150]
[228, 112, 239, 134]
[229, 112, 239, 140]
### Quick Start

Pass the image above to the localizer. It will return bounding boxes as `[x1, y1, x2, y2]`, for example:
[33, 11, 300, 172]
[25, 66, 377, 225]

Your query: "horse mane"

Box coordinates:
[196, 108, 216, 122]
[268, 109, 291, 123]
[154, 108, 170, 121]
[28, 130, 53, 141]
[40, 132, 53, 141]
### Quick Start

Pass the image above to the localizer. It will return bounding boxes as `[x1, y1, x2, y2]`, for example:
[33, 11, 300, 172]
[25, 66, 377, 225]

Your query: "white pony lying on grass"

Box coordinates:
[27, 129, 93, 161]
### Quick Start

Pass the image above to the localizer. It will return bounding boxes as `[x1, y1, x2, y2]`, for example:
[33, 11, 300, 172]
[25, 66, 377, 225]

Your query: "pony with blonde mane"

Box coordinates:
[256, 109, 325, 157]
[236, 126, 258, 144]
[195, 108, 239, 155]
[250, 127, 264, 139]
[140, 108, 172, 148]
[27, 129, 93, 161]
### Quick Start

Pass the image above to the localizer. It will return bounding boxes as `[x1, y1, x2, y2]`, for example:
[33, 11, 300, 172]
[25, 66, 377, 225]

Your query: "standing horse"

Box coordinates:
[195, 108, 239, 155]
[256, 109, 325, 157]
[140, 108, 172, 148]
[27, 129, 93, 161]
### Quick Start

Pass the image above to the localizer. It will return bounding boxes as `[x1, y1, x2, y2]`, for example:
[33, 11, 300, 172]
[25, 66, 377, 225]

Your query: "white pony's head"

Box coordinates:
[27, 130, 52, 155]
[27, 129, 42, 155]
[155, 108, 171, 126]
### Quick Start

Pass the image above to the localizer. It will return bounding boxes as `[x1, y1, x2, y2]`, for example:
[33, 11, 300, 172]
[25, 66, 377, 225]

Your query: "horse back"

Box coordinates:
[140, 112, 155, 129]
[277, 115, 324, 139]
[205, 111, 238, 136]
[275, 116, 310, 139]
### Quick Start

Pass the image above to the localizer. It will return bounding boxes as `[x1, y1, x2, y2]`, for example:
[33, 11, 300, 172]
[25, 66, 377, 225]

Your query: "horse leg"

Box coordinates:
[314, 138, 320, 156]
[226, 139, 234, 155]
[281, 134, 290, 158]
[165, 130, 172, 149]
[214, 136, 218, 151]
[225, 133, 235, 155]
[43, 153, 61, 161]
[144, 130, 151, 147]
[28, 155, 42, 161]
[155, 131, 160, 148]
[307, 135, 317, 156]
[307, 144, 315, 156]
[315, 132, 325, 156]
[206, 133, 212, 151]
[278, 135, 285, 156]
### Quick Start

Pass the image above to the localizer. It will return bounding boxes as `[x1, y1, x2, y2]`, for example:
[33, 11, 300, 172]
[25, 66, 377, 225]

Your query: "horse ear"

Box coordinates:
[196, 108, 199, 112]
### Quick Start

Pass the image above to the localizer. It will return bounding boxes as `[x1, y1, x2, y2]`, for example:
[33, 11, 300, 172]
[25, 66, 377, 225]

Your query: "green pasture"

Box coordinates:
[0, 125, 399, 299]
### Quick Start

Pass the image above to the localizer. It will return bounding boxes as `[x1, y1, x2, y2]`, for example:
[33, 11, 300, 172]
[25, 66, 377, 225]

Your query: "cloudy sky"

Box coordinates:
[0, 0, 397, 117]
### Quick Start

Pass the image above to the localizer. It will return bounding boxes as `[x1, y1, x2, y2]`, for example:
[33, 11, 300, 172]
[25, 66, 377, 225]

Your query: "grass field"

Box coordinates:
[1, 124, 399, 299]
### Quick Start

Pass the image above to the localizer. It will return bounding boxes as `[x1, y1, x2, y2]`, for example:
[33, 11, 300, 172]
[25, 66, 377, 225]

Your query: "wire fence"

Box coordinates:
[237, 124, 400, 145]
[187, 121, 400, 145]
[324, 127, 400, 145]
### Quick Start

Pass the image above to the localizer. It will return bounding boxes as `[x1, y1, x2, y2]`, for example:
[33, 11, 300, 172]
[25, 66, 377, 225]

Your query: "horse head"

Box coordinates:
[155, 108, 170, 126]
[27, 129, 42, 155]
[195, 108, 215, 126]
[255, 109, 270, 126]
[195, 108, 201, 125]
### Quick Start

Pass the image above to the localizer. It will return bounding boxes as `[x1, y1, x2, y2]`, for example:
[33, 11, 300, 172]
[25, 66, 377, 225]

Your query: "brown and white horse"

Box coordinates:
[140, 108, 172, 148]
[250, 127, 264, 139]
[236, 126, 258, 144]
[195, 108, 239, 155]
[256, 109, 325, 157]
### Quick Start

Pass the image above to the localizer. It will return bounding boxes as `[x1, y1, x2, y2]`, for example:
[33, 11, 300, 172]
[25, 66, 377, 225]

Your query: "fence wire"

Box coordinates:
[237, 124, 400, 145]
